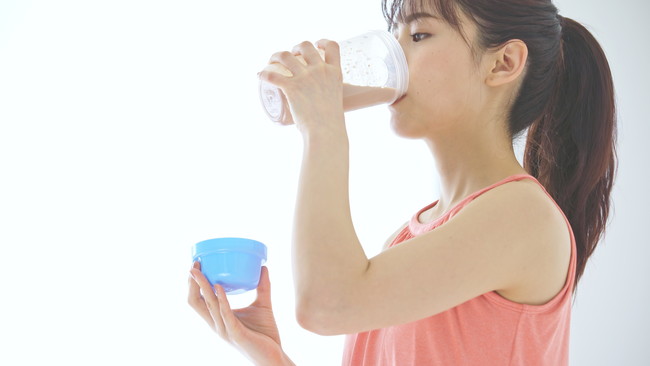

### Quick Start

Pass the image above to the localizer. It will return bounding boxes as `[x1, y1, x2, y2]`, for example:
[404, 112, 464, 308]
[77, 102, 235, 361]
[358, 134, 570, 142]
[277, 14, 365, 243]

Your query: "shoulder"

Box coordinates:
[444, 176, 570, 258]
[474, 177, 568, 236]
[461, 177, 572, 304]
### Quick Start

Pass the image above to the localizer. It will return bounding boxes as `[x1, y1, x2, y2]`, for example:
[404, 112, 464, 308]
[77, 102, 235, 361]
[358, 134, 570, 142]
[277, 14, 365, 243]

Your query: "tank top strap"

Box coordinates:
[446, 174, 543, 219]
[465, 174, 541, 201]
[406, 173, 577, 311]
[464, 173, 578, 311]
[410, 174, 540, 235]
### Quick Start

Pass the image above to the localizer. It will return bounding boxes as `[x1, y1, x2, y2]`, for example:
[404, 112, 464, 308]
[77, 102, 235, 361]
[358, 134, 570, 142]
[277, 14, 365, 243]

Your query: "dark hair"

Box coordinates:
[382, 0, 617, 288]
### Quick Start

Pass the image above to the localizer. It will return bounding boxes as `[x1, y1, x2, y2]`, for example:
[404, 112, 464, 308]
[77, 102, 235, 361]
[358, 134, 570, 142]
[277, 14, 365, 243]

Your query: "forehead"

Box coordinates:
[399, 12, 441, 25]
[388, 0, 479, 53]
[391, 0, 453, 22]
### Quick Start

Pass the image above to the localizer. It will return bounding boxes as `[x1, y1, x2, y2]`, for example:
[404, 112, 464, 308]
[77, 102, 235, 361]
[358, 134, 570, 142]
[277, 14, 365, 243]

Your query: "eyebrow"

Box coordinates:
[400, 12, 440, 24]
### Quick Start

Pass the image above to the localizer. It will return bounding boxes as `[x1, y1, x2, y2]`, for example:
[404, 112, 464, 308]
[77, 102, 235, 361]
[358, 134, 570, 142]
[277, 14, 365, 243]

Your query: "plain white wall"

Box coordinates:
[0, 0, 647, 365]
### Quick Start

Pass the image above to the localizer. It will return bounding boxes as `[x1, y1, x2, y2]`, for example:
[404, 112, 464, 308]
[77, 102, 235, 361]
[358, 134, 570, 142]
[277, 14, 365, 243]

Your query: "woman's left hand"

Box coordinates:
[188, 262, 294, 366]
[258, 39, 345, 134]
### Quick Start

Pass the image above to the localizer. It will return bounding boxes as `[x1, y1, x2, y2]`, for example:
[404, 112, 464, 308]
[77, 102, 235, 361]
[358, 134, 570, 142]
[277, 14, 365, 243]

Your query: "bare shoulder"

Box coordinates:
[471, 177, 572, 305]
[311, 178, 573, 334]
[482, 178, 569, 240]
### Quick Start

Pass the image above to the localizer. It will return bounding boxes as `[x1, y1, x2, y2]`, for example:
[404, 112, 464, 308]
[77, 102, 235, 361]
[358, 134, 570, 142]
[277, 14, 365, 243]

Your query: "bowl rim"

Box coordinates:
[192, 237, 267, 262]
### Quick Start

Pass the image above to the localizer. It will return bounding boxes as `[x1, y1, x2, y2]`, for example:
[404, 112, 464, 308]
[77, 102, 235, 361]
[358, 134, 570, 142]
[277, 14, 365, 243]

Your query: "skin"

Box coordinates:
[188, 262, 295, 366]
[188, 7, 572, 365]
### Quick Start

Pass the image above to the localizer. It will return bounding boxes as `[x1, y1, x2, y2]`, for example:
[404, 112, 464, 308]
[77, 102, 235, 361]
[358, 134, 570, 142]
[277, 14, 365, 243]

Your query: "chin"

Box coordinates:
[389, 114, 424, 139]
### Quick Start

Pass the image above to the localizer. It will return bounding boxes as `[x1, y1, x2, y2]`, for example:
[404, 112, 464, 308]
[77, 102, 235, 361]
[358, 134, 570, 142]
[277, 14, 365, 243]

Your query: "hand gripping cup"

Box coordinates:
[259, 30, 409, 124]
[192, 238, 267, 295]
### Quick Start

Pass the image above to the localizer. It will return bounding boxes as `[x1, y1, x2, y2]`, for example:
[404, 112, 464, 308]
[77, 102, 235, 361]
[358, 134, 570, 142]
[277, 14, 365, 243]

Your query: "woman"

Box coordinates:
[188, 0, 616, 364]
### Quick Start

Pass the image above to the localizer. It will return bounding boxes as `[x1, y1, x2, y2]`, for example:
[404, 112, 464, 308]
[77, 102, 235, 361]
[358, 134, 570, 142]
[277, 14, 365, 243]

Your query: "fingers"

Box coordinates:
[259, 49, 306, 88]
[315, 39, 341, 66]
[258, 39, 339, 87]
[292, 41, 322, 65]
[258, 69, 288, 89]
[214, 284, 246, 344]
[268, 51, 304, 76]
[188, 267, 215, 330]
[189, 267, 228, 340]
[253, 266, 272, 308]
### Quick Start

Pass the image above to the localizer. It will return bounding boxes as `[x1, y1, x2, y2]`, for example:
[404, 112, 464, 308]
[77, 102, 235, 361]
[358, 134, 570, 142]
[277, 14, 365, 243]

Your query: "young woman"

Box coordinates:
[188, 0, 616, 364]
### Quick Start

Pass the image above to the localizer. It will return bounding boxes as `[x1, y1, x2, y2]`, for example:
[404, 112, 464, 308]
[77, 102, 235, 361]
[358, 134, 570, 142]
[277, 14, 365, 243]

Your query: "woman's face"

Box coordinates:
[389, 10, 488, 139]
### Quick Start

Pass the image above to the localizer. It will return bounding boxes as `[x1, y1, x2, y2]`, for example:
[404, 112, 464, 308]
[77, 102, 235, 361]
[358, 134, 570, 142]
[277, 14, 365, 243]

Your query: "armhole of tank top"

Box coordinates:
[402, 174, 577, 313]
[482, 175, 577, 314]
[386, 222, 411, 249]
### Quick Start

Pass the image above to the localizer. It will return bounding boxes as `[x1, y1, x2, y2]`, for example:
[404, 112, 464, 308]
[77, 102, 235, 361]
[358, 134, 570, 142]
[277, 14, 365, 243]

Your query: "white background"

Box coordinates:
[0, 0, 647, 365]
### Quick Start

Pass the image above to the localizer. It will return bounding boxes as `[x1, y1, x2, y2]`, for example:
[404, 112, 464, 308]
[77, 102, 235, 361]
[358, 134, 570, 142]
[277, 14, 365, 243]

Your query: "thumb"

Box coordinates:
[253, 266, 272, 307]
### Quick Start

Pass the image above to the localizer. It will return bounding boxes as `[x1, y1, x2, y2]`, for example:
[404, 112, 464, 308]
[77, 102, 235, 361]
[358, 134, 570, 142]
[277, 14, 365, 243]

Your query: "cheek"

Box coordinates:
[411, 53, 478, 115]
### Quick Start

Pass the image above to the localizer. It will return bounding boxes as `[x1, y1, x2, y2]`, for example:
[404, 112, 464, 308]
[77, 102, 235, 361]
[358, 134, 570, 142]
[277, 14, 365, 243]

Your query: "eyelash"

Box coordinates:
[410, 33, 430, 42]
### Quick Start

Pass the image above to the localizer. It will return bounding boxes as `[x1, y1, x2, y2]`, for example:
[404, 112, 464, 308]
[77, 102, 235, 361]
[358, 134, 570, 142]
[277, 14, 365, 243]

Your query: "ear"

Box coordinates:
[485, 40, 528, 87]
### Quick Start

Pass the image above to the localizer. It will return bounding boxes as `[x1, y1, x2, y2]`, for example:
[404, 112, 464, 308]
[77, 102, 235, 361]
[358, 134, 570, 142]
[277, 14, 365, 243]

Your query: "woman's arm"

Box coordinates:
[295, 178, 571, 336]
[382, 221, 409, 252]
[292, 128, 371, 329]
[260, 39, 570, 337]
[257, 38, 374, 327]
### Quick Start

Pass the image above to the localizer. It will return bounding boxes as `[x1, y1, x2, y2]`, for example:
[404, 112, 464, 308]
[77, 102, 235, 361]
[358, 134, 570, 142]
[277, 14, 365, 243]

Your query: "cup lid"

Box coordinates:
[192, 237, 267, 262]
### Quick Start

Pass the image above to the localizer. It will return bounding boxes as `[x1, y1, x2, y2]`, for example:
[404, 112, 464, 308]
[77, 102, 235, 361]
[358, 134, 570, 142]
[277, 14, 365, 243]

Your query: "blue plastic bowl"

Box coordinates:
[192, 238, 267, 295]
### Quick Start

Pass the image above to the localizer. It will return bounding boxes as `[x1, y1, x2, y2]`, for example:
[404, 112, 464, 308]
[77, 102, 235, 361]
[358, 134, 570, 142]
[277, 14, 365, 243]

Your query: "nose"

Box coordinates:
[391, 28, 403, 43]
[393, 32, 410, 65]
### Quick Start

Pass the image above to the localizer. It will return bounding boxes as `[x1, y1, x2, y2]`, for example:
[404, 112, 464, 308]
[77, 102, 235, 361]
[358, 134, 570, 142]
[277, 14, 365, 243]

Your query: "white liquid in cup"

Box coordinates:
[342, 84, 399, 111]
[259, 30, 408, 125]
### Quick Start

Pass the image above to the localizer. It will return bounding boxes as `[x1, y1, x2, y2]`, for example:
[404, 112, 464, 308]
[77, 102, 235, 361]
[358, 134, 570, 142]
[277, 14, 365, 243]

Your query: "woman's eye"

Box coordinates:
[410, 33, 429, 42]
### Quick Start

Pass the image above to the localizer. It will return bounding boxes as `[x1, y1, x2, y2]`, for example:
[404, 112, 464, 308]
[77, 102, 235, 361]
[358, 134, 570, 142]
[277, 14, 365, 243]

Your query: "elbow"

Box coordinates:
[294, 267, 369, 335]
[295, 296, 346, 336]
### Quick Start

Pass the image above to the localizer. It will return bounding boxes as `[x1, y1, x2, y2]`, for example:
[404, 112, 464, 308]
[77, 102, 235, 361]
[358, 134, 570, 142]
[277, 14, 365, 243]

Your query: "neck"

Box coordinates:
[423, 123, 528, 215]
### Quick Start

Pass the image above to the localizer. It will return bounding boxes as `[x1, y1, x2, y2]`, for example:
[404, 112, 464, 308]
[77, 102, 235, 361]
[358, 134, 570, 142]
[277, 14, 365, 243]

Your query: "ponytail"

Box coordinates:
[381, 1, 617, 288]
[524, 15, 617, 287]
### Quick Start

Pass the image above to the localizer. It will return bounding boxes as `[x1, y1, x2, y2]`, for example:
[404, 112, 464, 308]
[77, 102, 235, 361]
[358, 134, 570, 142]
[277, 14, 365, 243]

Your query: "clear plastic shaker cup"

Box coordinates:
[259, 30, 409, 125]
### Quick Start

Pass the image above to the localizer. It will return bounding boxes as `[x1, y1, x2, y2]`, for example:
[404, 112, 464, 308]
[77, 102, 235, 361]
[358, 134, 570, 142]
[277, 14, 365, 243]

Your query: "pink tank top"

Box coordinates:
[342, 174, 576, 366]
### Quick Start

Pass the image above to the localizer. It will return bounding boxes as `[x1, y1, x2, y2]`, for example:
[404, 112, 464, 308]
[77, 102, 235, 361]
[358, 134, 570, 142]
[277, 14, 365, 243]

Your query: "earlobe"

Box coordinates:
[485, 40, 528, 87]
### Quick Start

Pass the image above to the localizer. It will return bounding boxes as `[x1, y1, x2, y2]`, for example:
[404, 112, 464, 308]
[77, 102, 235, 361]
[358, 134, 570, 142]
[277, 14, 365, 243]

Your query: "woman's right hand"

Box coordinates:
[258, 40, 345, 134]
[188, 262, 295, 366]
